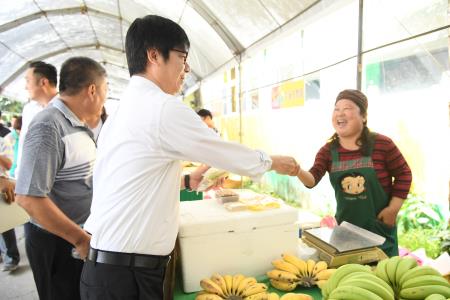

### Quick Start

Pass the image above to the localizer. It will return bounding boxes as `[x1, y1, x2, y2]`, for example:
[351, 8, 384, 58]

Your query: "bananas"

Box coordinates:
[402, 274, 449, 289]
[263, 293, 313, 300]
[200, 278, 226, 298]
[280, 293, 313, 300]
[328, 285, 383, 300]
[424, 294, 447, 300]
[399, 266, 442, 286]
[270, 279, 297, 292]
[197, 273, 268, 300]
[314, 269, 336, 281]
[324, 263, 372, 294]
[374, 256, 450, 300]
[312, 261, 328, 275]
[321, 263, 392, 300]
[195, 294, 224, 300]
[268, 253, 336, 290]
[272, 259, 300, 275]
[395, 257, 418, 285]
[400, 285, 450, 299]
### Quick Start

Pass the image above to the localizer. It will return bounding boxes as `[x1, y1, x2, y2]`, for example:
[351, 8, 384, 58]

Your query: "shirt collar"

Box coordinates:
[130, 75, 161, 90]
[52, 98, 85, 128]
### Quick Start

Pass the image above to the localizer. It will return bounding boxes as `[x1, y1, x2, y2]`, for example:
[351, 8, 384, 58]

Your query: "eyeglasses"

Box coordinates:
[171, 48, 188, 64]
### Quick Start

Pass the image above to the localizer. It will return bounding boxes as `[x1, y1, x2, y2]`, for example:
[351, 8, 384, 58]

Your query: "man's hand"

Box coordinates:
[74, 231, 91, 260]
[270, 155, 299, 176]
[189, 165, 209, 191]
[0, 177, 15, 204]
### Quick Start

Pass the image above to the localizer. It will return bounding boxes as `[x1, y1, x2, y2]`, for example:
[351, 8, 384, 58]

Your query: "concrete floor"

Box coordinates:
[0, 226, 39, 300]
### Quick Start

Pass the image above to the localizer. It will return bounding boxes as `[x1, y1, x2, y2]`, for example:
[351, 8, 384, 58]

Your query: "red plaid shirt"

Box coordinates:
[309, 133, 412, 199]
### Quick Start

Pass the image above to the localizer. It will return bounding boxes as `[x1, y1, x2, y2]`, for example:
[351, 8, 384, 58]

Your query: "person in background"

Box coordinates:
[197, 108, 219, 134]
[5, 116, 22, 178]
[86, 106, 108, 141]
[0, 113, 20, 272]
[81, 15, 299, 300]
[295, 89, 412, 257]
[15, 57, 108, 300]
[0, 111, 10, 137]
[16, 61, 58, 180]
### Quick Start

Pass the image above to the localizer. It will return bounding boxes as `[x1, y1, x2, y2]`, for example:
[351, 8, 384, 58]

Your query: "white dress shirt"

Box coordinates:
[85, 76, 272, 255]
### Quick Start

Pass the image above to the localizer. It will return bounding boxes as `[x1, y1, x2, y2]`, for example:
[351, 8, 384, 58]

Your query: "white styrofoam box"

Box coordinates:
[179, 199, 299, 293]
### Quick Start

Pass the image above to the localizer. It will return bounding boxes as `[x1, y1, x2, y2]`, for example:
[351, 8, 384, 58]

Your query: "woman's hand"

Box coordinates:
[377, 197, 404, 227]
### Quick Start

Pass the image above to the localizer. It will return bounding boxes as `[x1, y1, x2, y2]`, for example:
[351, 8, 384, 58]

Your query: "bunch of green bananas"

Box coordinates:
[266, 253, 336, 291]
[375, 256, 450, 299]
[321, 263, 395, 300]
[424, 294, 449, 300]
[196, 273, 268, 300]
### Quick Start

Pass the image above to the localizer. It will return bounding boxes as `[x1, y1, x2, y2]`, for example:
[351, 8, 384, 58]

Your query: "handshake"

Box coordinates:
[270, 155, 301, 177]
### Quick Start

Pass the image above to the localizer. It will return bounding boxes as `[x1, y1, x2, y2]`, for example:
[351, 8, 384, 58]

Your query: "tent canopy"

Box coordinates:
[0, 0, 317, 101]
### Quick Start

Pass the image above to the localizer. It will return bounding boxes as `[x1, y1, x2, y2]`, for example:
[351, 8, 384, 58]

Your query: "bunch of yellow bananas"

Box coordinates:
[266, 253, 336, 291]
[375, 256, 450, 299]
[266, 292, 313, 300]
[321, 263, 395, 300]
[196, 273, 268, 300]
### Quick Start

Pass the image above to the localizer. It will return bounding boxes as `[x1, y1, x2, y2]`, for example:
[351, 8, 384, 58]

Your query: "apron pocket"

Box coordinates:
[372, 219, 398, 257]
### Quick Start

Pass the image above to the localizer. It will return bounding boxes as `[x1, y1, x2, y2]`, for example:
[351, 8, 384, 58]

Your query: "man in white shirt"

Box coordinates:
[16, 61, 58, 179]
[82, 15, 299, 300]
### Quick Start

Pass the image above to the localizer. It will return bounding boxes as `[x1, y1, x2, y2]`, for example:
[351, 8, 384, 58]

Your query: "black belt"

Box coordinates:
[88, 248, 170, 269]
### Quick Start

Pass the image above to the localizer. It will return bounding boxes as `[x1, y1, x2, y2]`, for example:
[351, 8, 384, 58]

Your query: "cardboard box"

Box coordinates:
[178, 199, 298, 292]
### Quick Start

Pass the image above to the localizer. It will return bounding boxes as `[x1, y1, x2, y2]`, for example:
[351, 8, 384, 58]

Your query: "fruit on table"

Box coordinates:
[196, 273, 268, 300]
[267, 253, 336, 290]
[280, 293, 313, 300]
[424, 294, 447, 300]
[374, 256, 450, 299]
[321, 263, 394, 300]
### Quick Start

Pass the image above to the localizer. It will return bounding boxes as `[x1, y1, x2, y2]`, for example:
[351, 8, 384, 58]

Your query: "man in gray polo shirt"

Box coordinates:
[16, 56, 107, 300]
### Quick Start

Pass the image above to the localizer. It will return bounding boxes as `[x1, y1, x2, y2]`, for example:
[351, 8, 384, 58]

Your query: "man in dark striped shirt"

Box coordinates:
[296, 89, 412, 256]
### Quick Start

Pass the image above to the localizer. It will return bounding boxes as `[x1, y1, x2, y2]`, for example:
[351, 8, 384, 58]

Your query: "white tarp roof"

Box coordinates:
[0, 0, 317, 101]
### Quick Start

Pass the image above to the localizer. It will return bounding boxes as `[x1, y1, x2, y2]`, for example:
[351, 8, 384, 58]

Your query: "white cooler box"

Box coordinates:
[179, 199, 299, 293]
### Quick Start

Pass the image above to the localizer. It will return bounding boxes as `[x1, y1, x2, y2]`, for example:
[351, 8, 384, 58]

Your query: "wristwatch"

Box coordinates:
[184, 174, 191, 191]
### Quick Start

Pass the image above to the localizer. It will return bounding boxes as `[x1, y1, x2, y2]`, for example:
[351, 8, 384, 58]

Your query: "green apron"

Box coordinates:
[329, 138, 398, 257]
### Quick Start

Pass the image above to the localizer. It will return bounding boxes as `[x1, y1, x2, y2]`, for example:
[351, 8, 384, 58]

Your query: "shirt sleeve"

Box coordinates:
[159, 100, 271, 180]
[2, 133, 15, 161]
[308, 144, 331, 187]
[15, 121, 64, 197]
[383, 137, 412, 199]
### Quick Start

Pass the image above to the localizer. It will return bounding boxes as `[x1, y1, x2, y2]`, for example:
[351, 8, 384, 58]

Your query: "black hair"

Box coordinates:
[197, 109, 212, 119]
[29, 61, 58, 86]
[125, 15, 190, 76]
[329, 127, 374, 156]
[12, 115, 22, 130]
[59, 57, 106, 96]
[330, 90, 373, 156]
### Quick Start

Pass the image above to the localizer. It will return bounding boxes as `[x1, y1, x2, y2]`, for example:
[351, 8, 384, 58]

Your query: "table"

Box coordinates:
[174, 274, 323, 300]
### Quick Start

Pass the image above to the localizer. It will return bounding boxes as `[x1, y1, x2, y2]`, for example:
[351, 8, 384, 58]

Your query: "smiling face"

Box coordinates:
[332, 99, 366, 140]
[157, 48, 190, 95]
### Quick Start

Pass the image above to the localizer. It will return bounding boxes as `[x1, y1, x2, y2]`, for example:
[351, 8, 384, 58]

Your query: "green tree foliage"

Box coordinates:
[0, 96, 24, 117]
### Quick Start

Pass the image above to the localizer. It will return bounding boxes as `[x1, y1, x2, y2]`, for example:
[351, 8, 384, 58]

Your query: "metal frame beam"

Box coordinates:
[0, 6, 129, 33]
[188, 0, 245, 55]
[0, 42, 200, 89]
